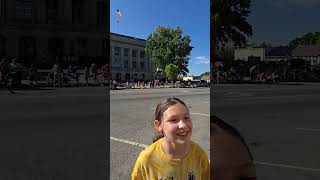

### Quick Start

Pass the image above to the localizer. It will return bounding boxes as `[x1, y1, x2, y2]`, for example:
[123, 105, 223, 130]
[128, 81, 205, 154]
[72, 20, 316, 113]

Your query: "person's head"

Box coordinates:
[211, 116, 256, 180]
[2, 57, 8, 63]
[153, 97, 192, 145]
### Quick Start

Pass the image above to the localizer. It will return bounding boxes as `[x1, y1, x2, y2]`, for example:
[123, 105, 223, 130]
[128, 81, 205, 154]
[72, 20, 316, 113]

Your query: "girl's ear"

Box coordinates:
[154, 119, 162, 131]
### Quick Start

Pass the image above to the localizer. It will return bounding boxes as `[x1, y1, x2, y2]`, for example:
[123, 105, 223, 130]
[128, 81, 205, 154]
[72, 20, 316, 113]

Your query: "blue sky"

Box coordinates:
[248, 0, 320, 46]
[110, 0, 210, 76]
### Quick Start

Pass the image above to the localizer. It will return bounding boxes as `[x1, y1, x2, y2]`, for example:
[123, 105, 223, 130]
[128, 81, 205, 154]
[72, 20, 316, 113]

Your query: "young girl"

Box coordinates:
[131, 97, 210, 180]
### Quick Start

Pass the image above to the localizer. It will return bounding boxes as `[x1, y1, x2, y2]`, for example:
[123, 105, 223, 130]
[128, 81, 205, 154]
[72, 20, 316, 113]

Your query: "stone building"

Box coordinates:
[110, 33, 153, 81]
[0, 0, 107, 68]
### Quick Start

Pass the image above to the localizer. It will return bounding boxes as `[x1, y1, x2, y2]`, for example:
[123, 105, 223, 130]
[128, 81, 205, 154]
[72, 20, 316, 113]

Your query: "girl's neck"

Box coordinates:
[161, 138, 191, 160]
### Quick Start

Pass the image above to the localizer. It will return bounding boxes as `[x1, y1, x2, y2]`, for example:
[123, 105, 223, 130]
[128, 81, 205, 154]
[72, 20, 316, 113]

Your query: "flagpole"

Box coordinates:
[116, 18, 119, 33]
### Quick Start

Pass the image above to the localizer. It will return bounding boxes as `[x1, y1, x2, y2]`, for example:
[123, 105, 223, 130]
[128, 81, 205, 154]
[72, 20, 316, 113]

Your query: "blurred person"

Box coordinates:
[90, 63, 97, 82]
[0, 58, 10, 83]
[28, 64, 38, 85]
[84, 66, 90, 86]
[211, 116, 256, 180]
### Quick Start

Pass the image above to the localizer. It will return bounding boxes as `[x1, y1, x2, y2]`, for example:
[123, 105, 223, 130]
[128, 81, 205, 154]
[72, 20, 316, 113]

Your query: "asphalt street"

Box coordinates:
[0, 87, 108, 180]
[2, 83, 316, 179]
[0, 87, 209, 180]
[110, 87, 210, 180]
[211, 83, 320, 180]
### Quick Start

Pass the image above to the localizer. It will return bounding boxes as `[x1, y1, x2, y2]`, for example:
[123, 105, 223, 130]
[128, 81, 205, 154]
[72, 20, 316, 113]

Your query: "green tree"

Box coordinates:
[146, 26, 193, 76]
[289, 32, 320, 48]
[200, 72, 210, 76]
[216, 46, 234, 67]
[212, 0, 253, 48]
[165, 64, 179, 81]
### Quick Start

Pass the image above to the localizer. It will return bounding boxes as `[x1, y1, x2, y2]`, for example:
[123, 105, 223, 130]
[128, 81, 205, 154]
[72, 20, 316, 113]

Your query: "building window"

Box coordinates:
[72, 0, 84, 24]
[140, 51, 145, 58]
[19, 36, 36, 65]
[140, 62, 144, 70]
[48, 38, 64, 59]
[0, 35, 5, 57]
[102, 39, 108, 57]
[125, 73, 130, 80]
[15, 0, 33, 19]
[116, 73, 121, 80]
[132, 50, 137, 57]
[96, 1, 106, 25]
[77, 38, 88, 48]
[69, 40, 75, 55]
[0, 0, 2, 17]
[132, 61, 137, 69]
[114, 47, 121, 56]
[124, 48, 129, 57]
[124, 60, 128, 69]
[46, 0, 58, 24]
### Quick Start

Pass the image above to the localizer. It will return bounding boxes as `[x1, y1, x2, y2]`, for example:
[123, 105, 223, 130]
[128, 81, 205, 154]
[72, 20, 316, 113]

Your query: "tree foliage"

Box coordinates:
[212, 0, 253, 48]
[145, 26, 193, 76]
[289, 32, 320, 47]
[200, 72, 210, 76]
[165, 64, 179, 81]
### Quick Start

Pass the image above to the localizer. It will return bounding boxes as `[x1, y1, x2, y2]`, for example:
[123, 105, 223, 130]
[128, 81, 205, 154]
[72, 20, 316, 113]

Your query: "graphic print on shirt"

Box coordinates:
[158, 170, 196, 180]
[159, 177, 173, 180]
[188, 171, 195, 180]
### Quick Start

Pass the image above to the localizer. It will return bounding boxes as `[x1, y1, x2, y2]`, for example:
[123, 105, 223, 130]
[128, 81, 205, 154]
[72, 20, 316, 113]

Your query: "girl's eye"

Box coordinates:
[185, 117, 190, 120]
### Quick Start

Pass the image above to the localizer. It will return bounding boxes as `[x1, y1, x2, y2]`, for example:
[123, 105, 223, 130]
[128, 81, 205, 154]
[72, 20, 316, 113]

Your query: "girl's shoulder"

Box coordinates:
[137, 140, 161, 160]
[190, 141, 208, 158]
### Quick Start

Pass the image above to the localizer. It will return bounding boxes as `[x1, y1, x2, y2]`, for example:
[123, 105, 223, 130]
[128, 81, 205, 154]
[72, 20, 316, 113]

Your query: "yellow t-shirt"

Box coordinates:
[131, 138, 210, 180]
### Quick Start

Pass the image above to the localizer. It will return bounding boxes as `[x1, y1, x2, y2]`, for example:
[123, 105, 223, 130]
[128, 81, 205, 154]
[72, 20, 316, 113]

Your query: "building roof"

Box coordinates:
[291, 45, 320, 57]
[266, 46, 291, 56]
[110, 32, 146, 42]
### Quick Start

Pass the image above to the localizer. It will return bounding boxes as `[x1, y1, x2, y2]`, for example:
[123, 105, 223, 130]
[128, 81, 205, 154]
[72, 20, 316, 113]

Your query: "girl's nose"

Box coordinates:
[178, 120, 188, 129]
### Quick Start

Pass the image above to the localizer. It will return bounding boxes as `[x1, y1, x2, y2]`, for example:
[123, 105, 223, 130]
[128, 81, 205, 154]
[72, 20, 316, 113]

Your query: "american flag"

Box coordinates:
[116, 9, 122, 17]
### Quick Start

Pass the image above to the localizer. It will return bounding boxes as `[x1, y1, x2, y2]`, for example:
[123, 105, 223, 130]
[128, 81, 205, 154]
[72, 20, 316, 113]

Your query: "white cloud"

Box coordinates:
[194, 56, 210, 64]
[196, 60, 210, 64]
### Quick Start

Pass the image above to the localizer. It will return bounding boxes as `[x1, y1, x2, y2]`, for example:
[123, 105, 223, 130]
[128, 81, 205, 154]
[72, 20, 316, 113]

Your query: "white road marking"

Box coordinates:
[190, 112, 210, 117]
[151, 108, 209, 117]
[255, 161, 320, 172]
[110, 137, 148, 148]
[296, 128, 320, 132]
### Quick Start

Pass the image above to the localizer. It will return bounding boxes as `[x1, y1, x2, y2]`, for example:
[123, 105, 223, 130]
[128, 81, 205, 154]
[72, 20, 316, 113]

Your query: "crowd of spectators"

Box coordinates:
[212, 59, 320, 84]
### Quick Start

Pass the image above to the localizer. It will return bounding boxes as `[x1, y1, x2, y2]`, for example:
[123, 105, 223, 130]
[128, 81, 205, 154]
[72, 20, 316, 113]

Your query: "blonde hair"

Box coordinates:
[152, 97, 188, 143]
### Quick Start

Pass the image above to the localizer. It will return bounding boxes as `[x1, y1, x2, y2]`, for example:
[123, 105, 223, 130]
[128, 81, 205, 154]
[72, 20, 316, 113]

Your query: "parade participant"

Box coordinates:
[132, 97, 210, 180]
[0, 58, 10, 83]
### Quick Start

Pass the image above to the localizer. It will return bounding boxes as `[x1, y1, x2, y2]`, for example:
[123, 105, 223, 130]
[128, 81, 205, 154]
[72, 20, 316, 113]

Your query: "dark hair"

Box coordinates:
[211, 115, 254, 160]
[152, 97, 188, 143]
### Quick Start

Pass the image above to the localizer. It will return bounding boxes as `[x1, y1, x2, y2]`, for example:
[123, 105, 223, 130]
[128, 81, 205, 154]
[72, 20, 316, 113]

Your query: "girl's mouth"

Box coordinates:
[177, 131, 189, 138]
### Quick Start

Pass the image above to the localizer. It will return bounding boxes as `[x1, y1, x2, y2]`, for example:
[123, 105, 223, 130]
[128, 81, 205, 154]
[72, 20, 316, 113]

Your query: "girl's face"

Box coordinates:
[155, 103, 193, 145]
